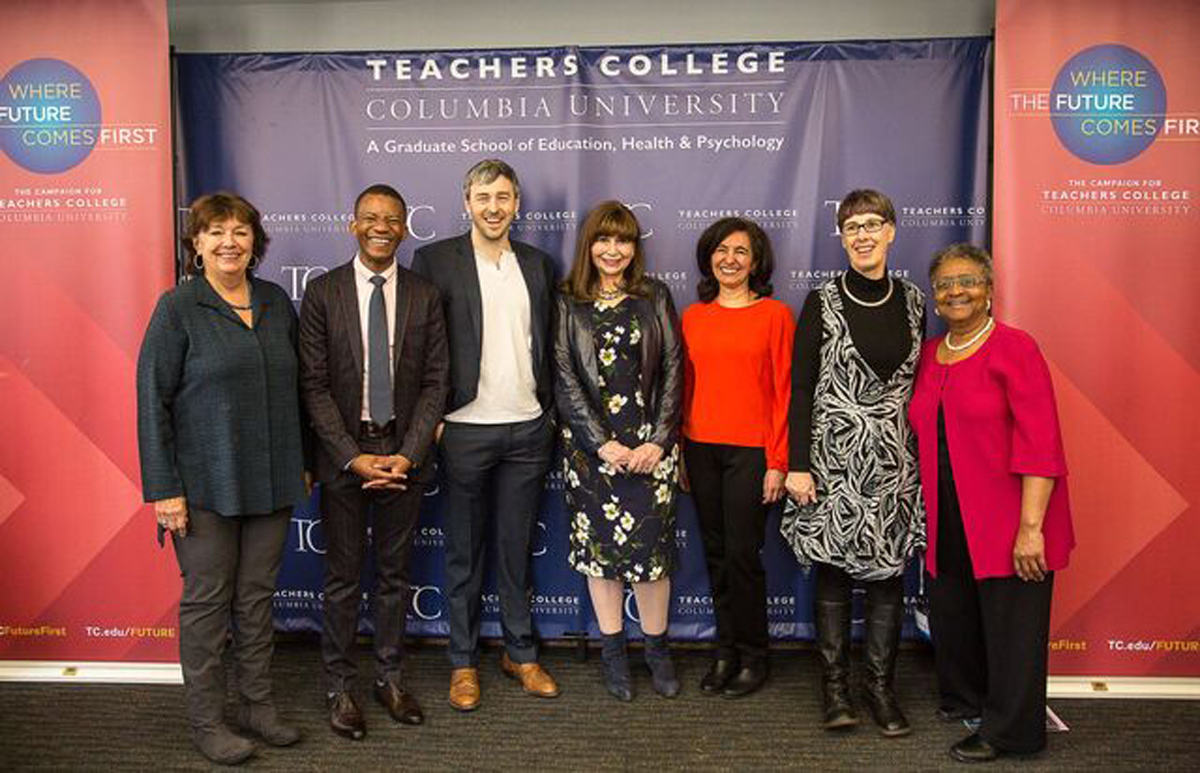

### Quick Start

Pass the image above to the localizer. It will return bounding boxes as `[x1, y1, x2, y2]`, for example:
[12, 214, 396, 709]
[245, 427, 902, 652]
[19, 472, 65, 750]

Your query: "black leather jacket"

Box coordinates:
[553, 277, 683, 454]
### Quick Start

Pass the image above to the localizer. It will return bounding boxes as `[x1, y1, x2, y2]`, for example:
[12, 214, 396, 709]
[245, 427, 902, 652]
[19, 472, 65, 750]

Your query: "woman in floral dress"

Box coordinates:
[554, 201, 684, 701]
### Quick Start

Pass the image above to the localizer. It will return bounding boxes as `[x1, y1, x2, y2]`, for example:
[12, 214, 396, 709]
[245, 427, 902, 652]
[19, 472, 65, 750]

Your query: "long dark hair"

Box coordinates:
[562, 200, 650, 301]
[694, 216, 774, 303]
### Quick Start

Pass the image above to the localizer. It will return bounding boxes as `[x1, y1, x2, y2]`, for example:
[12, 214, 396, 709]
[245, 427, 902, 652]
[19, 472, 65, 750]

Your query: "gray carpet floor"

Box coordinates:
[0, 639, 1196, 771]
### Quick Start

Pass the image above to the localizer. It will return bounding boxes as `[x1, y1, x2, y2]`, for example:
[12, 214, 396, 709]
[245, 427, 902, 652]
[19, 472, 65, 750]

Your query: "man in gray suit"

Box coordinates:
[299, 183, 449, 739]
[411, 160, 559, 711]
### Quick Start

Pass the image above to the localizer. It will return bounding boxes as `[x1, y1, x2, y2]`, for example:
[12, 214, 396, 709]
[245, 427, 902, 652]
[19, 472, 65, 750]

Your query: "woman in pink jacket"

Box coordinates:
[909, 243, 1075, 763]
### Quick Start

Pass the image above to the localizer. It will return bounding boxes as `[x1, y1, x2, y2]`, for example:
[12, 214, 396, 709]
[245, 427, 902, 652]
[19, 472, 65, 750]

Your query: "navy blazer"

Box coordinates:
[411, 232, 557, 416]
[136, 276, 307, 516]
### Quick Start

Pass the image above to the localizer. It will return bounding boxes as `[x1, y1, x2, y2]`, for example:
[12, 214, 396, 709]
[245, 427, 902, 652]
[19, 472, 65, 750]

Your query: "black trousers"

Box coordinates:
[321, 432, 424, 691]
[683, 439, 770, 660]
[928, 571, 1054, 753]
[930, 405, 1055, 753]
[173, 507, 291, 728]
[813, 562, 903, 607]
[440, 413, 554, 668]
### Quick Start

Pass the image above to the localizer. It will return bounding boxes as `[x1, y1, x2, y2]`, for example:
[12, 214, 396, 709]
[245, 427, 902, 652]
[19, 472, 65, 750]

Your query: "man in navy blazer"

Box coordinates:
[411, 159, 559, 711]
[299, 184, 449, 739]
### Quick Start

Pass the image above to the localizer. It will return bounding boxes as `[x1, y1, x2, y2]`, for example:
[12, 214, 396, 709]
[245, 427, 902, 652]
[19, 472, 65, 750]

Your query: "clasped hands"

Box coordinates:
[598, 440, 663, 475]
[351, 453, 413, 490]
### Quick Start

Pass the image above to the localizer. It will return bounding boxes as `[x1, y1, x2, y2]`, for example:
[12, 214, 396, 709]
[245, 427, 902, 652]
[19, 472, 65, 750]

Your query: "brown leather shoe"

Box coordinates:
[500, 653, 560, 698]
[327, 691, 366, 740]
[374, 680, 424, 726]
[448, 667, 481, 712]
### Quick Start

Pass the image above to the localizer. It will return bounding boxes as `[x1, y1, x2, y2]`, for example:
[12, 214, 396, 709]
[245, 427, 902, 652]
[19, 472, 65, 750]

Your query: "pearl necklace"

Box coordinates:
[945, 316, 994, 352]
[841, 272, 893, 308]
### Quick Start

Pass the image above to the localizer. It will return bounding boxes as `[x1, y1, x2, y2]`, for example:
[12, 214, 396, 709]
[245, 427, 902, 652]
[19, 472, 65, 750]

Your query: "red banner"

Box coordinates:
[0, 1, 177, 665]
[995, 0, 1200, 676]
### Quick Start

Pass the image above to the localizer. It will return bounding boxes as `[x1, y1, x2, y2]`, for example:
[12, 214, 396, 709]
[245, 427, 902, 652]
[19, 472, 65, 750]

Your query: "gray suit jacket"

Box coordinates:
[410, 232, 557, 416]
[298, 260, 449, 483]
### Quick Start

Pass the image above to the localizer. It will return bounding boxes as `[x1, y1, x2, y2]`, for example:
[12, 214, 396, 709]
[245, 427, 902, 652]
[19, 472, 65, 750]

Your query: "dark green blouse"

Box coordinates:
[137, 275, 307, 516]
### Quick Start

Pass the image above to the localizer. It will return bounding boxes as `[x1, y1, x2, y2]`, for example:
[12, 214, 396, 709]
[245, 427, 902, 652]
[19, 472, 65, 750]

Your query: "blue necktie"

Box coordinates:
[368, 274, 391, 426]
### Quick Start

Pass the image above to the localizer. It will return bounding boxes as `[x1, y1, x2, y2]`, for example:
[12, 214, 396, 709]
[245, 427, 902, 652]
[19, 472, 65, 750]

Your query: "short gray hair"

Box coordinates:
[462, 158, 520, 199]
[929, 242, 993, 285]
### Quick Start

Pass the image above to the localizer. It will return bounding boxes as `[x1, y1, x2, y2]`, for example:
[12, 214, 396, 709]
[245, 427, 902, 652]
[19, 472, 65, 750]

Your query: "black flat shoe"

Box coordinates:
[937, 705, 982, 723]
[951, 733, 1000, 763]
[699, 657, 739, 695]
[721, 660, 768, 699]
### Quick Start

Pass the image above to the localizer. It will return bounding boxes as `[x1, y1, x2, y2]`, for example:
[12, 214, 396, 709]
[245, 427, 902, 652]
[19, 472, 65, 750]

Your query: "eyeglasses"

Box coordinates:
[840, 218, 887, 238]
[932, 275, 988, 292]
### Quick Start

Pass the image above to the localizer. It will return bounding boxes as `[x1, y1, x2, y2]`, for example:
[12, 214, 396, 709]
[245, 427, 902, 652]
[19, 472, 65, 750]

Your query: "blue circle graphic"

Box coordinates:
[1050, 44, 1166, 165]
[0, 58, 102, 174]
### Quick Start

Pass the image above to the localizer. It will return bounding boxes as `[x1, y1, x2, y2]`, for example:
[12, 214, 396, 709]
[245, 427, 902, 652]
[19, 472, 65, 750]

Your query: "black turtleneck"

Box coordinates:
[788, 269, 925, 471]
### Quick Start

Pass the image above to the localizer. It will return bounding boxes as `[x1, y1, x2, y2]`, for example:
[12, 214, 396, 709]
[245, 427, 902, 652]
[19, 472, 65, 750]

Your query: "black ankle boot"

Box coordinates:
[815, 599, 858, 730]
[863, 602, 911, 737]
[601, 631, 633, 702]
[643, 633, 680, 698]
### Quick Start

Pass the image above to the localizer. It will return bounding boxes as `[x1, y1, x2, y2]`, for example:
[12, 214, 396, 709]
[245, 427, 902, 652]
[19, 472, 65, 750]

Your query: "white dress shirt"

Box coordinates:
[353, 254, 396, 422]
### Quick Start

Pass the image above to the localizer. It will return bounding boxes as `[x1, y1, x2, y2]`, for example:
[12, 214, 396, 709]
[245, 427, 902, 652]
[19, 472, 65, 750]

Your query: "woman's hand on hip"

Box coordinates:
[154, 496, 189, 538]
[763, 469, 786, 504]
[625, 443, 664, 475]
[785, 471, 816, 505]
[1013, 525, 1048, 582]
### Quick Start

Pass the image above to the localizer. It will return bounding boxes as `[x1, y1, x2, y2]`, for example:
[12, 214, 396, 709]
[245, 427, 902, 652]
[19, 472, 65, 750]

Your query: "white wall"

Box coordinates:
[168, 0, 996, 52]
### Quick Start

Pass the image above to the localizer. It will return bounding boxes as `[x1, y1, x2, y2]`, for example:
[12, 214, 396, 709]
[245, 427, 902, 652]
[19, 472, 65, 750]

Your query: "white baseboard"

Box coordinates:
[0, 661, 182, 684]
[1048, 676, 1200, 699]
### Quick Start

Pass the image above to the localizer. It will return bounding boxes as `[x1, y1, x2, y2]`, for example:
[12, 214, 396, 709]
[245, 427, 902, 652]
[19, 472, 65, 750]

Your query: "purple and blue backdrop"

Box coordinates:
[175, 38, 990, 643]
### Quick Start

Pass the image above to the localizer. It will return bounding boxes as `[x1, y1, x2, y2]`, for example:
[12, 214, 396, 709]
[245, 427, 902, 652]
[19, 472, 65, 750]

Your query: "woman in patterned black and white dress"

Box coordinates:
[781, 189, 925, 737]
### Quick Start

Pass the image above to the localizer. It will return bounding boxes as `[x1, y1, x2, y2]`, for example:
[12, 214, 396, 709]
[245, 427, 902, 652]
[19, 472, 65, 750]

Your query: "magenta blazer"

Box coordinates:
[909, 322, 1075, 579]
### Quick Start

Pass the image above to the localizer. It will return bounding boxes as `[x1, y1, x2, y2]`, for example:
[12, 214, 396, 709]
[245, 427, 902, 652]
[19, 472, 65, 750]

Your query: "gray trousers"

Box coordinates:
[173, 507, 290, 729]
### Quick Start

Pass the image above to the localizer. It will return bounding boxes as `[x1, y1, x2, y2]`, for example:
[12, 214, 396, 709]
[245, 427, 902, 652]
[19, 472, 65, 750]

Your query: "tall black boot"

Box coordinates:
[814, 599, 858, 730]
[863, 601, 911, 737]
[601, 631, 633, 702]
[643, 633, 680, 698]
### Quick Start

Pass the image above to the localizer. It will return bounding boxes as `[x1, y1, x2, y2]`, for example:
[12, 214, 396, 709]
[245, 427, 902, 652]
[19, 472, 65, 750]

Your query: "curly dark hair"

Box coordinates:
[929, 242, 994, 286]
[694, 216, 774, 303]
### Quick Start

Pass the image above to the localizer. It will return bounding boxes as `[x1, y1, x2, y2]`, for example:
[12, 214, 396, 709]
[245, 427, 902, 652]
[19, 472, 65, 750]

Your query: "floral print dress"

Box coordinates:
[562, 300, 679, 582]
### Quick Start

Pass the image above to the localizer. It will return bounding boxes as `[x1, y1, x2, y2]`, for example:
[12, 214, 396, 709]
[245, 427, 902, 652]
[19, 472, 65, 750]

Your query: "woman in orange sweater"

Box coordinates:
[682, 216, 793, 698]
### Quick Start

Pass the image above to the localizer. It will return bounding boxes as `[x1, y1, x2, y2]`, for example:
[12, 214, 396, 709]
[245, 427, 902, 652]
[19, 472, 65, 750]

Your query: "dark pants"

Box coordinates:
[929, 571, 1055, 753]
[683, 439, 770, 661]
[173, 507, 291, 729]
[931, 405, 1054, 753]
[440, 414, 554, 668]
[321, 432, 424, 691]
